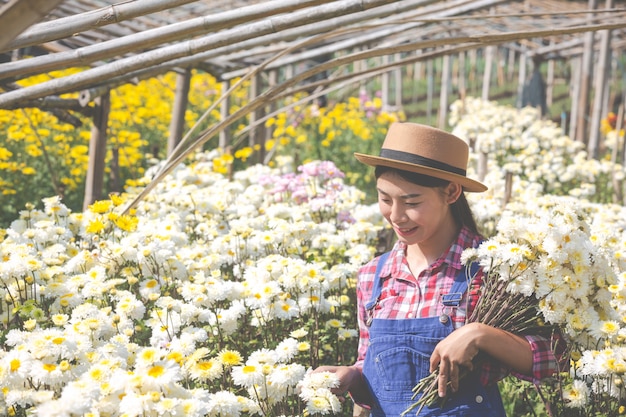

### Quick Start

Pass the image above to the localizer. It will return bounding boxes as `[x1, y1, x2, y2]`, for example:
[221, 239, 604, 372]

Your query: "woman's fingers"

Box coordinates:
[438, 361, 448, 397]
[438, 360, 461, 397]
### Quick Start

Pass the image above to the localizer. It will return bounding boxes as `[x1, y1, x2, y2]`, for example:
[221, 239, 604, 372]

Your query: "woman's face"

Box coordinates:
[376, 171, 457, 246]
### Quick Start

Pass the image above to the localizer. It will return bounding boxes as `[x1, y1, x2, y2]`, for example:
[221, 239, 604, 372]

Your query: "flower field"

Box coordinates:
[1, 69, 626, 415]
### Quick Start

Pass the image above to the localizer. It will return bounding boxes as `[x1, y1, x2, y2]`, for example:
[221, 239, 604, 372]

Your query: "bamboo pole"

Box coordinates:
[438, 53, 451, 129]
[458, 51, 466, 101]
[265, 69, 277, 161]
[569, 56, 582, 139]
[0, 0, 338, 81]
[83, 90, 110, 211]
[507, 47, 516, 82]
[516, 49, 527, 109]
[120, 36, 488, 212]
[167, 68, 191, 156]
[426, 58, 434, 124]
[394, 53, 402, 109]
[412, 53, 422, 102]
[546, 41, 555, 108]
[482, 45, 494, 100]
[0, 0, 65, 51]
[0, 0, 397, 107]
[249, 72, 265, 164]
[3, 15, 626, 109]
[496, 47, 505, 87]
[588, 0, 613, 158]
[381, 55, 390, 109]
[222, 0, 507, 80]
[575, 0, 598, 144]
[3, 0, 199, 53]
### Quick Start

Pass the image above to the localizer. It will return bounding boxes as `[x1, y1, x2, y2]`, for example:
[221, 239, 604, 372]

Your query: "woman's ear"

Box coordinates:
[445, 182, 462, 204]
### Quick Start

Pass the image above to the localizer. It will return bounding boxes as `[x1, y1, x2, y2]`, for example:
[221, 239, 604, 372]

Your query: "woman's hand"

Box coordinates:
[312, 365, 362, 397]
[430, 322, 482, 397]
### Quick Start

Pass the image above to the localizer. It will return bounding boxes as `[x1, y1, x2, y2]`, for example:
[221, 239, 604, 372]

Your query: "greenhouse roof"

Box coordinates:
[0, 0, 625, 111]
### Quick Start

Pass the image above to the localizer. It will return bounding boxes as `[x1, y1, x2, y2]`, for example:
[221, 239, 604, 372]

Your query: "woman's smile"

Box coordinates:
[395, 225, 418, 237]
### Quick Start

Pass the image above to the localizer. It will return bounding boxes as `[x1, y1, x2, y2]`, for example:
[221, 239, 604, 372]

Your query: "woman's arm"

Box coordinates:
[430, 322, 533, 397]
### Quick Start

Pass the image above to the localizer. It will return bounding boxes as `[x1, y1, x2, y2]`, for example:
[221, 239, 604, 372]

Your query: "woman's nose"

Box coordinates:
[389, 204, 407, 224]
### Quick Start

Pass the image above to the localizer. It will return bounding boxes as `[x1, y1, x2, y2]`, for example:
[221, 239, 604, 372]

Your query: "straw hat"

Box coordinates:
[354, 122, 487, 192]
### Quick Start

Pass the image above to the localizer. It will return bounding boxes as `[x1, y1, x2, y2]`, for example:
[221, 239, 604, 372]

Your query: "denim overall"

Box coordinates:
[362, 252, 505, 416]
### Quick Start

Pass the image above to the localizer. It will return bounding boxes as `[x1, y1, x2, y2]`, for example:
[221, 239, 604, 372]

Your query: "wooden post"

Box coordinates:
[394, 53, 402, 109]
[249, 72, 266, 163]
[426, 58, 434, 124]
[458, 51, 466, 102]
[412, 51, 422, 102]
[612, 103, 625, 203]
[468, 49, 477, 89]
[516, 50, 527, 109]
[482, 45, 494, 101]
[83, 90, 110, 211]
[219, 80, 231, 149]
[569, 56, 581, 140]
[477, 152, 488, 182]
[381, 55, 390, 110]
[575, 0, 598, 144]
[503, 171, 513, 209]
[264, 69, 278, 164]
[167, 68, 191, 156]
[546, 42, 555, 108]
[507, 47, 516, 82]
[496, 47, 505, 87]
[588, 0, 613, 158]
[438, 54, 451, 129]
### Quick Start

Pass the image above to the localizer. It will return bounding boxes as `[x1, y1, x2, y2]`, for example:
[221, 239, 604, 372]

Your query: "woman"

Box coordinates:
[315, 122, 561, 416]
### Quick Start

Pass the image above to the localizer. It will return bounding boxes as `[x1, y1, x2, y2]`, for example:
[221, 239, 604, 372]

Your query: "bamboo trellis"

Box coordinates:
[0, 0, 625, 209]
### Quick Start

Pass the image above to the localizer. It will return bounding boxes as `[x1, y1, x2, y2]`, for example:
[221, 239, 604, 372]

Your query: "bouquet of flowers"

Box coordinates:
[402, 196, 619, 416]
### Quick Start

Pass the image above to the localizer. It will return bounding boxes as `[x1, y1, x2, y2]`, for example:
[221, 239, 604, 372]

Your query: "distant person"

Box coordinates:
[522, 55, 548, 117]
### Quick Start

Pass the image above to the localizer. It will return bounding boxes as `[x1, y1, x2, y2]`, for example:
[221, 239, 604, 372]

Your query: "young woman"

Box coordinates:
[315, 122, 561, 416]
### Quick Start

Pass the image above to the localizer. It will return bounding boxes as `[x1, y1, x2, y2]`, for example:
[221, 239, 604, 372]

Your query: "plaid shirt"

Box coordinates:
[354, 226, 561, 385]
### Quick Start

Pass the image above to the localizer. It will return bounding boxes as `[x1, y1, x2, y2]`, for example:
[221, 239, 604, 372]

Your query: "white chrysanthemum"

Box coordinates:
[188, 357, 223, 382]
[290, 327, 308, 339]
[231, 363, 264, 388]
[274, 338, 299, 363]
[338, 328, 358, 340]
[245, 279, 281, 309]
[115, 290, 146, 320]
[137, 360, 182, 391]
[1, 349, 33, 383]
[273, 297, 300, 320]
[300, 387, 342, 415]
[247, 348, 278, 366]
[299, 370, 341, 391]
[215, 301, 246, 336]
[51, 314, 69, 326]
[206, 390, 243, 417]
[505, 269, 536, 297]
[267, 363, 306, 388]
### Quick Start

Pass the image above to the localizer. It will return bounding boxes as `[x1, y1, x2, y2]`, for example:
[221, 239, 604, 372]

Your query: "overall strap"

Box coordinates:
[441, 262, 480, 307]
[365, 252, 390, 311]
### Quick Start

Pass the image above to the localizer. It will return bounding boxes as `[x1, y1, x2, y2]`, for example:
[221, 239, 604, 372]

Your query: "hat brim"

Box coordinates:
[354, 152, 488, 193]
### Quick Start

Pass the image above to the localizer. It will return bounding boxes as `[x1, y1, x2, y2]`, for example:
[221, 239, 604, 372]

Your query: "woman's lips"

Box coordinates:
[395, 226, 417, 237]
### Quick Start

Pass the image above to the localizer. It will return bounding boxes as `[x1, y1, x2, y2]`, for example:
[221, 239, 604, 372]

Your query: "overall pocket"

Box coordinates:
[367, 334, 436, 402]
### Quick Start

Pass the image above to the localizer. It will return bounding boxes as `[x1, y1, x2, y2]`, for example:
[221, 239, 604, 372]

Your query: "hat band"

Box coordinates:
[379, 149, 466, 176]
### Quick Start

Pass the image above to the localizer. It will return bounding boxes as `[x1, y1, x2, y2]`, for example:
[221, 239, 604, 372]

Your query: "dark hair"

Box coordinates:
[374, 165, 479, 234]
